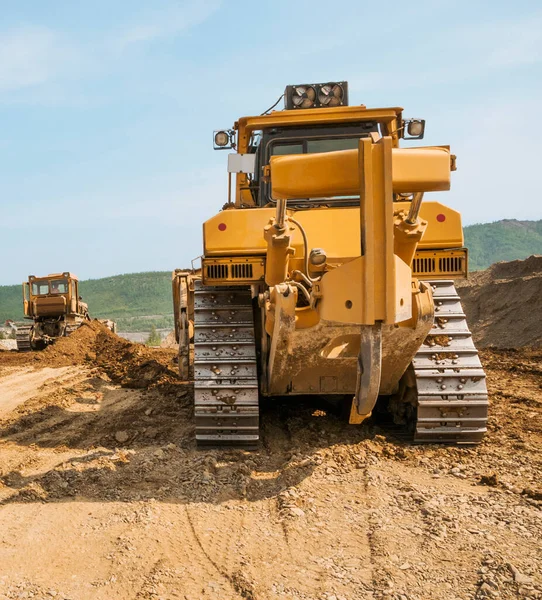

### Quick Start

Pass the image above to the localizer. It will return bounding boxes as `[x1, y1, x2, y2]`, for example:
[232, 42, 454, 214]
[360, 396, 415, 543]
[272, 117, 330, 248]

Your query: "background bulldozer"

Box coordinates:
[17, 272, 115, 351]
[173, 81, 488, 447]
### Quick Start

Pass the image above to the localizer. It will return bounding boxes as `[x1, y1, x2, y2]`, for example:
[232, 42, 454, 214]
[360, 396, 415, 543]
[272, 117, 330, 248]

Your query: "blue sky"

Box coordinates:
[1, 0, 541, 285]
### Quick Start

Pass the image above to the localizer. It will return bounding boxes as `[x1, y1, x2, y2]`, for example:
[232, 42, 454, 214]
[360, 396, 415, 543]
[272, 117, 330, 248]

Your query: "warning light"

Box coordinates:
[218, 223, 227, 231]
[436, 214, 446, 222]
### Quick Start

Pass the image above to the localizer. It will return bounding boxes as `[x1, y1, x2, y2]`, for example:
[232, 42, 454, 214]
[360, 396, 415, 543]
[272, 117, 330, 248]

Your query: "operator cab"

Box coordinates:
[213, 81, 426, 209]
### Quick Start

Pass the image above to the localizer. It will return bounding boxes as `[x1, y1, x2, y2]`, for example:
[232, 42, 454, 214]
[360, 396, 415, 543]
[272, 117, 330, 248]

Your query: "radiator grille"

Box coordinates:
[203, 258, 264, 284]
[206, 264, 228, 279]
[412, 249, 467, 279]
[413, 257, 435, 275]
[231, 263, 253, 279]
[438, 256, 463, 274]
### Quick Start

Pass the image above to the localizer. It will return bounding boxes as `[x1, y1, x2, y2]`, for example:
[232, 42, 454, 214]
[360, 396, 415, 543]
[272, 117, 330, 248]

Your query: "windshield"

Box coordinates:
[258, 122, 379, 206]
[32, 279, 69, 295]
[271, 137, 362, 156]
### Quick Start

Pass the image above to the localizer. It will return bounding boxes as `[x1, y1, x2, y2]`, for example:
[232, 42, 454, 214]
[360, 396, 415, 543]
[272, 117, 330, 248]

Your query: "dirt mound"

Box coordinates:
[37, 320, 107, 367]
[93, 328, 179, 389]
[0, 321, 106, 369]
[457, 255, 542, 348]
[462, 254, 542, 287]
[0, 321, 180, 389]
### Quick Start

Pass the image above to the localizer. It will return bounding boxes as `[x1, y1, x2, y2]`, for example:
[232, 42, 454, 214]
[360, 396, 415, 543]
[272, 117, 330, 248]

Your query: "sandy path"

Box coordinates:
[0, 367, 81, 418]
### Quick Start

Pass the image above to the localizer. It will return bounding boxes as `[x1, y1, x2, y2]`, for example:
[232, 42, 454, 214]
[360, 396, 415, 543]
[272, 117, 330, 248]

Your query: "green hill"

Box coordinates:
[1, 219, 540, 329]
[464, 219, 542, 271]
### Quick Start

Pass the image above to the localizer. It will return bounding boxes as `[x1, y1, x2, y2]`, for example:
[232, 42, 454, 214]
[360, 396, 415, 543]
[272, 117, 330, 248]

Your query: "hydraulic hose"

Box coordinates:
[290, 281, 311, 303]
[288, 217, 321, 284]
[291, 269, 313, 288]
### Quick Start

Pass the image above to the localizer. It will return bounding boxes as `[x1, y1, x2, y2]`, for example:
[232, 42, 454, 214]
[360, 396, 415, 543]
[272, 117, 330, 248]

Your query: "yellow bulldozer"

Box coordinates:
[17, 272, 115, 351]
[172, 81, 488, 447]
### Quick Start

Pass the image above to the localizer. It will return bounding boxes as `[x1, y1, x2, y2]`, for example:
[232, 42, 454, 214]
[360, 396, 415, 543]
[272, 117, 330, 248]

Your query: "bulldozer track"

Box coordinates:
[413, 280, 488, 443]
[15, 325, 32, 352]
[193, 281, 259, 447]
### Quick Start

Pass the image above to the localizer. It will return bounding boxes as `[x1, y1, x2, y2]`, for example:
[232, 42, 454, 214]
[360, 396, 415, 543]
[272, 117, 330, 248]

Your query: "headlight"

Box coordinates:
[408, 120, 424, 136]
[309, 248, 327, 266]
[404, 119, 426, 139]
[214, 131, 230, 147]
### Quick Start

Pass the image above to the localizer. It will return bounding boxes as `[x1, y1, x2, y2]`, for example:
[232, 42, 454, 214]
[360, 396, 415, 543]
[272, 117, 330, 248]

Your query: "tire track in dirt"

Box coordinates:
[111, 502, 247, 600]
[184, 504, 256, 599]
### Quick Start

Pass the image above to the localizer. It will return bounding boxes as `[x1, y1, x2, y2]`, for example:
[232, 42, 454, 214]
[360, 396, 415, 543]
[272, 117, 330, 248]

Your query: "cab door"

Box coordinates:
[71, 280, 78, 314]
[22, 282, 30, 316]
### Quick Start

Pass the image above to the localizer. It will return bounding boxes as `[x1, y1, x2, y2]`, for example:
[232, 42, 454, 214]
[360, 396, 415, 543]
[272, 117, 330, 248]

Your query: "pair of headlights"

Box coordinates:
[215, 119, 425, 150]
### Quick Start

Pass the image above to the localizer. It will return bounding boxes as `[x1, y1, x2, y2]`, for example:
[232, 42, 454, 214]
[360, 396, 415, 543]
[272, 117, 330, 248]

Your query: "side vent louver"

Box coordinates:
[439, 256, 463, 274]
[202, 258, 265, 285]
[207, 264, 228, 279]
[231, 263, 253, 279]
[413, 257, 435, 274]
[412, 249, 468, 280]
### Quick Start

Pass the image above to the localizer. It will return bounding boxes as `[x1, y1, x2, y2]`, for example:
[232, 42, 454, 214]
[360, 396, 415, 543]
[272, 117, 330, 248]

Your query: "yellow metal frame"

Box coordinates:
[236, 106, 404, 151]
[203, 202, 464, 258]
[315, 137, 411, 325]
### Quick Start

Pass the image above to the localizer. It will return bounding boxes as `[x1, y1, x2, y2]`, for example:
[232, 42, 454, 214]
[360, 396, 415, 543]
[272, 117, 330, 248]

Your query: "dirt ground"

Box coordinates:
[0, 323, 542, 600]
[0, 318, 540, 600]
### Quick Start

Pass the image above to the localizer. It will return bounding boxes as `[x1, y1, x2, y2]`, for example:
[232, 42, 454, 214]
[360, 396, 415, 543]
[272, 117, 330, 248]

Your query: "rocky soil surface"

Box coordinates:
[0, 318, 540, 600]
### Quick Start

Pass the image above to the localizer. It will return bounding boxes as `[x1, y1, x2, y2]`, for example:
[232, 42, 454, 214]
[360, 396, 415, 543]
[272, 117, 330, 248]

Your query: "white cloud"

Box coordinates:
[0, 26, 66, 91]
[0, 1, 221, 95]
[112, 0, 222, 51]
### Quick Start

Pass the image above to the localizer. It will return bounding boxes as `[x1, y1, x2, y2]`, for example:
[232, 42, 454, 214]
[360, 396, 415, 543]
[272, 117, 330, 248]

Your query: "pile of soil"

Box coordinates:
[92, 326, 179, 389]
[0, 321, 180, 390]
[457, 255, 542, 348]
[0, 322, 104, 369]
[37, 320, 107, 367]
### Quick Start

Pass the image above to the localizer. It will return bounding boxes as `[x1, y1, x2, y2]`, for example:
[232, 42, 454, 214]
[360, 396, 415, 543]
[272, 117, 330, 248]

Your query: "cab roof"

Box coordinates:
[28, 273, 78, 281]
[235, 105, 404, 151]
[237, 105, 403, 132]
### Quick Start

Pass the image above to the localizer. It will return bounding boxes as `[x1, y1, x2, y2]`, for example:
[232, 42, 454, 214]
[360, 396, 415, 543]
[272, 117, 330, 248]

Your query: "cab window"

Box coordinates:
[50, 280, 69, 294]
[32, 282, 49, 295]
[307, 137, 361, 153]
[269, 136, 361, 157]
[271, 143, 304, 156]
